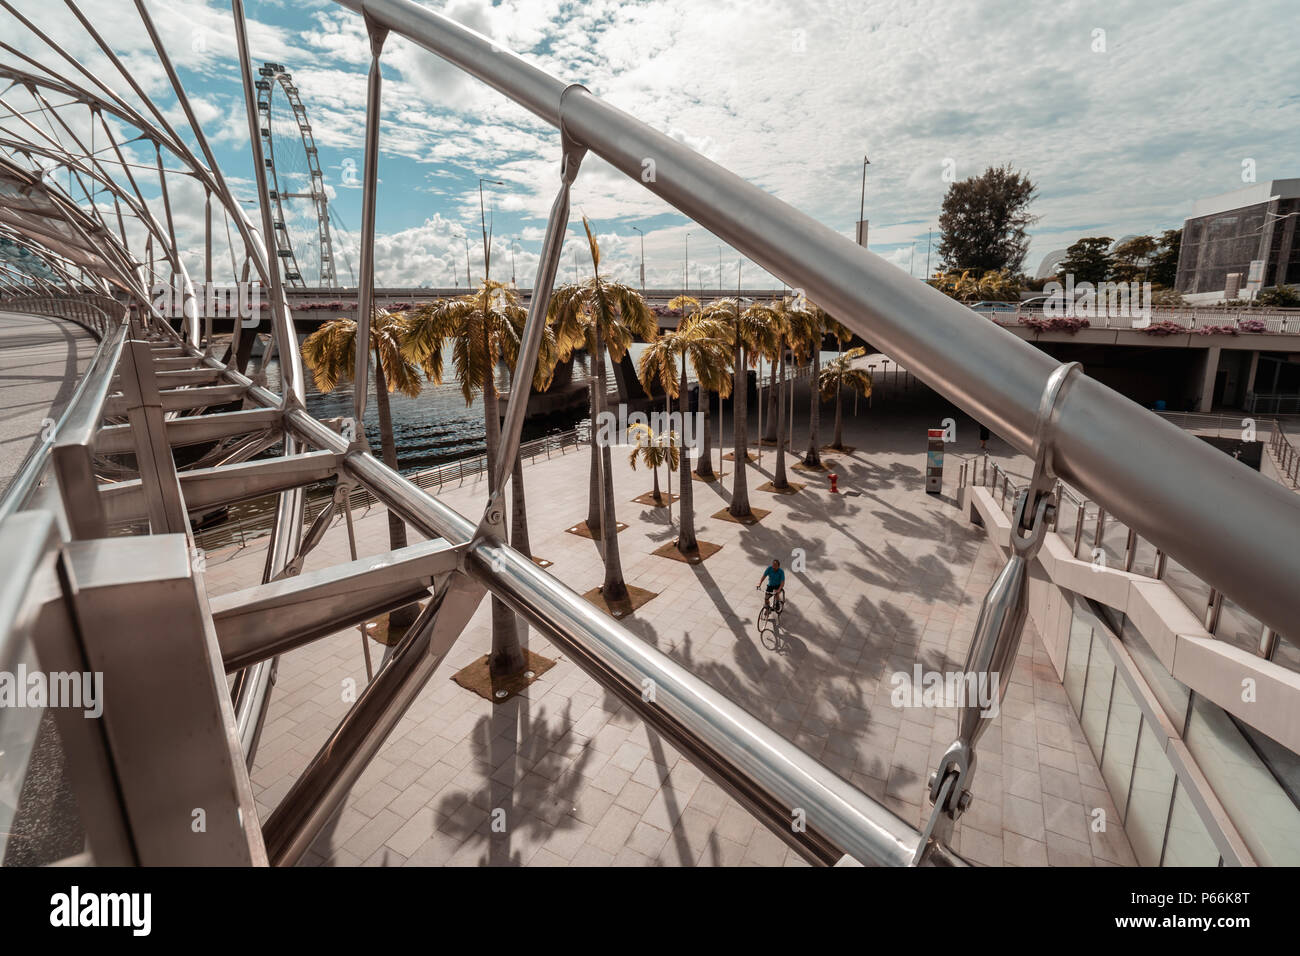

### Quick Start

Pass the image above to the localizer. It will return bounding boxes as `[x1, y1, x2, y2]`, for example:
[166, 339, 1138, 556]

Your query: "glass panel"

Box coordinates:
[1184, 696, 1300, 865]
[1161, 779, 1220, 866]
[1125, 719, 1177, 866]
[0, 637, 87, 866]
[1080, 640, 1116, 765]
[1116, 614, 1190, 730]
[1064, 612, 1092, 717]
[1101, 674, 1141, 818]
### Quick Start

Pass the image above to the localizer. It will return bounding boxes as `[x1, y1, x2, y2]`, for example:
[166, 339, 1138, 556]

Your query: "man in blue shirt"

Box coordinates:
[756, 558, 785, 611]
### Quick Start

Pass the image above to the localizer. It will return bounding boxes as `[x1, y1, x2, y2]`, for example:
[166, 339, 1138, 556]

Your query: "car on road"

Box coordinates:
[967, 300, 1019, 317]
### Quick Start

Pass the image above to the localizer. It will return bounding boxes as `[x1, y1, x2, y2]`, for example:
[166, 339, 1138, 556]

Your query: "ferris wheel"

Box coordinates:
[255, 63, 353, 288]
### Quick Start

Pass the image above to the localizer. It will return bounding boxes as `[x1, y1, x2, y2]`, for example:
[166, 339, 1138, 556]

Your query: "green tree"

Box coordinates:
[937, 163, 1038, 273]
[1057, 237, 1114, 285]
[400, 280, 554, 678]
[1110, 235, 1157, 283]
[549, 219, 657, 606]
[1258, 285, 1300, 307]
[302, 310, 423, 633]
[820, 346, 872, 450]
[1149, 228, 1182, 288]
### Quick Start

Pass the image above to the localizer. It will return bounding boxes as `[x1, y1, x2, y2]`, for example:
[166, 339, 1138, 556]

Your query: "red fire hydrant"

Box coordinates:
[828, 473, 839, 493]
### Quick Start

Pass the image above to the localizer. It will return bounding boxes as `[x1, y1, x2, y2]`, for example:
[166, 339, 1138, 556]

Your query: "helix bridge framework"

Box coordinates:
[0, 0, 1296, 869]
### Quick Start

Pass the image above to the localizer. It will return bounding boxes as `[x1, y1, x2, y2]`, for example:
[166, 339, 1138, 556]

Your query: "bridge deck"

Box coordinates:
[0, 311, 97, 496]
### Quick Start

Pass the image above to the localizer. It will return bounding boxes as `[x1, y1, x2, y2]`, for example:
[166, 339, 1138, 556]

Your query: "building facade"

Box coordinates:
[1175, 179, 1300, 299]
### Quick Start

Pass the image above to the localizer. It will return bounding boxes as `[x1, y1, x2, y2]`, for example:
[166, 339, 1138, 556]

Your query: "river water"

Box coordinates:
[257, 341, 829, 474]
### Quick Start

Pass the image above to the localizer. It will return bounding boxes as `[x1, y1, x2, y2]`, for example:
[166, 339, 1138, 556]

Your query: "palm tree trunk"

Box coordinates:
[763, 361, 778, 442]
[774, 349, 788, 488]
[728, 340, 751, 518]
[652, 461, 662, 504]
[677, 359, 697, 553]
[804, 348, 822, 466]
[594, 328, 629, 604]
[834, 380, 844, 449]
[483, 322, 526, 678]
[694, 388, 714, 479]
[511, 450, 530, 558]
[373, 351, 418, 631]
[586, 371, 602, 533]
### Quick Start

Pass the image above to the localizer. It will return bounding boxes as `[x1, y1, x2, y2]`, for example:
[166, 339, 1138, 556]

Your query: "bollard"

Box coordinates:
[828, 473, 839, 493]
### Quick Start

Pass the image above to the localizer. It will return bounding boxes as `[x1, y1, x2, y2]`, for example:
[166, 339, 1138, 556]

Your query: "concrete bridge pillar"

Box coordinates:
[611, 350, 651, 403]
[1196, 345, 1222, 413]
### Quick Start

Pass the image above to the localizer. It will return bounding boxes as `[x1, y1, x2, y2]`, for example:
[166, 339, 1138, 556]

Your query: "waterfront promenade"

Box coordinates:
[203, 379, 1136, 867]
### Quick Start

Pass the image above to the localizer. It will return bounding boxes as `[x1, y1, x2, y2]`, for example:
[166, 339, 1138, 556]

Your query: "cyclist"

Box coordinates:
[756, 558, 786, 613]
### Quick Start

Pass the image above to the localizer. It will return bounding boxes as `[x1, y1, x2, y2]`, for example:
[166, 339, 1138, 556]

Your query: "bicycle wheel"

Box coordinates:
[758, 605, 771, 629]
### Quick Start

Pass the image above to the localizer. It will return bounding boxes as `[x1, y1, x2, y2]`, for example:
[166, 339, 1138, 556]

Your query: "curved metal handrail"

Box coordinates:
[0, 300, 129, 523]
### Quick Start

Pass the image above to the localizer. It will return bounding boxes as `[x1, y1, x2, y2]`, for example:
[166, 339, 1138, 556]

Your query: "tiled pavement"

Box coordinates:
[203, 377, 1136, 867]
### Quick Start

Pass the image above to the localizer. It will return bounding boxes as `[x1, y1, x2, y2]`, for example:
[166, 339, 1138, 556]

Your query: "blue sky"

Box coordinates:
[8, 0, 1300, 291]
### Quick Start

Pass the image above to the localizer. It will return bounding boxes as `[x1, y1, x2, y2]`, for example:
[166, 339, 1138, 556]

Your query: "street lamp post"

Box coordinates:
[477, 177, 504, 283]
[684, 231, 690, 296]
[632, 225, 645, 291]
[510, 238, 519, 286]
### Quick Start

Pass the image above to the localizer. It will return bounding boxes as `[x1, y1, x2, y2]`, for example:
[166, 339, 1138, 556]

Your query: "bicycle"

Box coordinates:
[757, 585, 785, 631]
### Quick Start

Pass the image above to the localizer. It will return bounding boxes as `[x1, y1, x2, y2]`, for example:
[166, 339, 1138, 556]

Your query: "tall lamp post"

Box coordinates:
[477, 177, 503, 281]
[856, 155, 870, 247]
[684, 231, 690, 295]
[510, 238, 519, 287]
[632, 225, 645, 290]
[453, 232, 471, 288]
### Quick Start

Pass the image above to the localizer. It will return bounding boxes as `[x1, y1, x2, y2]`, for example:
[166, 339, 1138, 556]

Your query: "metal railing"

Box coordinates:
[4, 0, 1299, 869]
[993, 304, 1300, 334]
[195, 425, 592, 552]
[1247, 393, 1300, 415]
[0, 292, 122, 340]
[959, 455, 1294, 666]
[1152, 410, 1299, 489]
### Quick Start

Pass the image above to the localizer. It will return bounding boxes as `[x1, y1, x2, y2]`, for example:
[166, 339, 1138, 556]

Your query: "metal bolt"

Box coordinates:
[494, 689, 509, 699]
[524, 670, 535, 679]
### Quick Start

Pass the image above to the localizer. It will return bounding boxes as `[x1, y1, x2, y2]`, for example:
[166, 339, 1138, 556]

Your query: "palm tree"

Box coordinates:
[678, 297, 729, 482]
[400, 280, 556, 678]
[820, 346, 871, 450]
[762, 296, 809, 489]
[302, 310, 423, 631]
[627, 423, 679, 505]
[793, 303, 827, 467]
[638, 311, 730, 555]
[549, 217, 657, 606]
[701, 297, 775, 519]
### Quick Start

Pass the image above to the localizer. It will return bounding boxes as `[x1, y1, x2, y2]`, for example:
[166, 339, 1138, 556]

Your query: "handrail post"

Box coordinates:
[1204, 588, 1224, 635]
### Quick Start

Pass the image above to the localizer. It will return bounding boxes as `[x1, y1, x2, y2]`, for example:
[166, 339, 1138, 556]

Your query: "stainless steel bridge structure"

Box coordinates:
[0, 0, 1297, 868]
